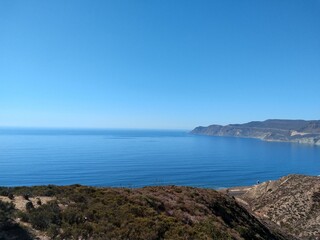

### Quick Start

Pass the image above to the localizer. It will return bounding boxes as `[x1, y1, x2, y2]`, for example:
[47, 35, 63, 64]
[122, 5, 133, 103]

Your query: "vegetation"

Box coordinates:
[0, 200, 14, 225]
[0, 200, 33, 240]
[0, 185, 289, 240]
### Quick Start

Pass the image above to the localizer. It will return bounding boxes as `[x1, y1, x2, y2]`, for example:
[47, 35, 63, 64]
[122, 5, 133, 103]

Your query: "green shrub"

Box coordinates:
[0, 189, 9, 197]
[23, 193, 30, 200]
[0, 200, 15, 224]
[28, 202, 61, 230]
[16, 210, 29, 222]
[8, 193, 14, 200]
[26, 201, 34, 212]
[36, 198, 42, 206]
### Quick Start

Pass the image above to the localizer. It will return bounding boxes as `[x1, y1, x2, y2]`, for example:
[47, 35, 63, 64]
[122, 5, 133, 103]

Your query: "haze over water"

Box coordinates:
[0, 128, 319, 188]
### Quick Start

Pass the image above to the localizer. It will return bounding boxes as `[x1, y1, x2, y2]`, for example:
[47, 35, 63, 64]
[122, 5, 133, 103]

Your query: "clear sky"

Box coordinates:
[1, 0, 319, 130]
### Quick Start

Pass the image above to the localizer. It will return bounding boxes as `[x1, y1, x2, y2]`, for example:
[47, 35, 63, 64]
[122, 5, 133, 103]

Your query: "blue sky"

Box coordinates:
[1, 0, 319, 129]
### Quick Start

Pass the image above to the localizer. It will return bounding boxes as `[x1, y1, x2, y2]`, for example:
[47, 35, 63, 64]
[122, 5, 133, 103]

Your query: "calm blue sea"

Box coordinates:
[0, 128, 319, 188]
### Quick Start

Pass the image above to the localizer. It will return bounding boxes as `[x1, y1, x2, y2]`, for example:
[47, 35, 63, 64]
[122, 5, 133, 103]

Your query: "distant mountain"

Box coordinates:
[191, 119, 320, 145]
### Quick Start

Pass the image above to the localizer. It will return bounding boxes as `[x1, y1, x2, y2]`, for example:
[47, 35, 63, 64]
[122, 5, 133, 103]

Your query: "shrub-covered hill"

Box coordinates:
[0, 185, 292, 240]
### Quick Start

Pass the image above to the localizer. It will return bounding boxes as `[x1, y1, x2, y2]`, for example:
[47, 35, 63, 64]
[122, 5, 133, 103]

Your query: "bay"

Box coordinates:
[0, 128, 319, 188]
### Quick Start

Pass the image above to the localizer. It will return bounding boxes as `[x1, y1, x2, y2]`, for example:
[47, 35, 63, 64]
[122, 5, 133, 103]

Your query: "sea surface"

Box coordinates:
[0, 128, 319, 188]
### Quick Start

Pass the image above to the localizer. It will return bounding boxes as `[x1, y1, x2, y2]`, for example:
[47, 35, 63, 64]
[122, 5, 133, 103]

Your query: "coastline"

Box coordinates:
[191, 119, 320, 146]
[191, 132, 320, 146]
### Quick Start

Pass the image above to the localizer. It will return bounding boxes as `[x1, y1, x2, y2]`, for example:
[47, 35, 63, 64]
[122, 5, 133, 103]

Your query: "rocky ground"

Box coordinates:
[223, 175, 320, 240]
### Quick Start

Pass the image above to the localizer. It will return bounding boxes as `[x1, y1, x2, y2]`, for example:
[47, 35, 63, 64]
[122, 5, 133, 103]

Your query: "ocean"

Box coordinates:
[0, 128, 319, 188]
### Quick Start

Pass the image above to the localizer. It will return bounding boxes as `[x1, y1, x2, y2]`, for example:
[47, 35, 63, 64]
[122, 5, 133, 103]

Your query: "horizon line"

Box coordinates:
[0, 125, 191, 132]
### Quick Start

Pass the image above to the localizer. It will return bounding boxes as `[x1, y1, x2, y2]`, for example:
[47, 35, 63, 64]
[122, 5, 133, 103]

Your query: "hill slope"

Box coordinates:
[0, 185, 291, 240]
[226, 175, 320, 239]
[191, 119, 320, 145]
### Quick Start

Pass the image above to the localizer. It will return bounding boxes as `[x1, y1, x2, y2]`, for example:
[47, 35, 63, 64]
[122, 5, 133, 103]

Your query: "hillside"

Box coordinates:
[225, 174, 320, 240]
[0, 185, 291, 240]
[191, 119, 320, 145]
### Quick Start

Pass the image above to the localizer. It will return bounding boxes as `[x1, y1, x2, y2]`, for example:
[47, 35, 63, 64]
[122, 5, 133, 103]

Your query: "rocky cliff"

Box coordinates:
[191, 119, 320, 145]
